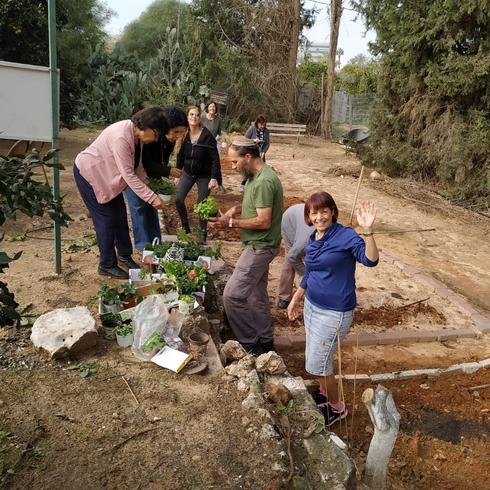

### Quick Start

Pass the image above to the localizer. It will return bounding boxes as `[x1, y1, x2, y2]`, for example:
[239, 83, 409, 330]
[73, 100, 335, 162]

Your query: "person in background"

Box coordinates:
[209, 137, 283, 356]
[277, 203, 315, 309]
[73, 106, 168, 279]
[201, 100, 225, 193]
[287, 192, 379, 426]
[240, 115, 270, 191]
[124, 106, 188, 251]
[175, 105, 221, 243]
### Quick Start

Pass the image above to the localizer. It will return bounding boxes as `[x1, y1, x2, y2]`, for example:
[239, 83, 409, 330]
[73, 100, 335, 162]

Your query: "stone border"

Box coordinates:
[334, 357, 490, 383]
[275, 254, 490, 349]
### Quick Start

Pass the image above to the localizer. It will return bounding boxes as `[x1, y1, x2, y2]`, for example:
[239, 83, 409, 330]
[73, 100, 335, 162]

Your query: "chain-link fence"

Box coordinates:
[332, 91, 375, 127]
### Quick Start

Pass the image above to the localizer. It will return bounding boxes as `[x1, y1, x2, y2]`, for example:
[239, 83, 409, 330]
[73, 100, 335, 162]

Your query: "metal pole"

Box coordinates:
[48, 0, 61, 273]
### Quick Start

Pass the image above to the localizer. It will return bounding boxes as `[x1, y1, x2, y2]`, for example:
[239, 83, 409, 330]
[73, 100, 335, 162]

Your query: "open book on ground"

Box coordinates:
[151, 346, 193, 373]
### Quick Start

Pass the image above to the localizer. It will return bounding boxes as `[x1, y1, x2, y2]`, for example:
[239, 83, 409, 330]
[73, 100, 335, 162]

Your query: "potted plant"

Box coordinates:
[115, 322, 134, 347]
[193, 196, 219, 220]
[179, 294, 195, 314]
[149, 178, 176, 204]
[119, 283, 139, 309]
[99, 312, 122, 340]
[163, 262, 208, 295]
[99, 281, 121, 313]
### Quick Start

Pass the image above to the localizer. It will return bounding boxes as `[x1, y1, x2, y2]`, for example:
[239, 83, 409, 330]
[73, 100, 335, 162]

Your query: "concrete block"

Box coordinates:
[456, 328, 479, 339]
[450, 362, 481, 374]
[411, 331, 439, 342]
[472, 314, 490, 332]
[439, 364, 464, 376]
[343, 333, 379, 346]
[478, 358, 490, 368]
[273, 336, 292, 350]
[371, 373, 396, 382]
[377, 332, 403, 345]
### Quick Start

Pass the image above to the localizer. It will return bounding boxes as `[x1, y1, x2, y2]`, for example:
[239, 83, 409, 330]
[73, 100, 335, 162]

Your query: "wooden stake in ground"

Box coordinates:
[362, 385, 400, 489]
[349, 165, 365, 226]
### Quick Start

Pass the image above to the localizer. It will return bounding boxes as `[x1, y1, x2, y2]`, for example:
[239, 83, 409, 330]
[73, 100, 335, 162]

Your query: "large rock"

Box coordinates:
[225, 354, 256, 378]
[264, 382, 293, 405]
[221, 340, 247, 362]
[256, 351, 287, 375]
[30, 306, 97, 359]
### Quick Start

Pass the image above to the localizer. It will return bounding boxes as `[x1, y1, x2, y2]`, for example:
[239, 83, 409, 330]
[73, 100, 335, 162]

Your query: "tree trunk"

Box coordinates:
[362, 385, 401, 489]
[287, 0, 301, 121]
[322, 0, 342, 139]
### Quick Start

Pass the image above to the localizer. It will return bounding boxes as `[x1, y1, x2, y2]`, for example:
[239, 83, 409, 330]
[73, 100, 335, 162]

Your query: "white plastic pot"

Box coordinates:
[178, 300, 194, 315]
[158, 194, 172, 204]
[116, 333, 134, 348]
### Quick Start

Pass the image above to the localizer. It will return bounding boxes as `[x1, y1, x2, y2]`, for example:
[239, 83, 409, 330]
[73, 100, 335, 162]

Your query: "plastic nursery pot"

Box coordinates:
[102, 303, 121, 314]
[122, 297, 138, 309]
[179, 299, 195, 315]
[188, 331, 210, 358]
[116, 333, 134, 348]
[158, 194, 172, 204]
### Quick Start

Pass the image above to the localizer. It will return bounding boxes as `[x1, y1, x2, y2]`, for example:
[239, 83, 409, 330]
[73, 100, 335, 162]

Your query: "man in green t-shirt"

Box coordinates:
[210, 136, 283, 355]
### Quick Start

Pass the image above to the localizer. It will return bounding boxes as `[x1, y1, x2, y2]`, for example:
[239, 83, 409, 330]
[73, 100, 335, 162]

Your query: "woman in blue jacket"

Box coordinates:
[287, 192, 379, 426]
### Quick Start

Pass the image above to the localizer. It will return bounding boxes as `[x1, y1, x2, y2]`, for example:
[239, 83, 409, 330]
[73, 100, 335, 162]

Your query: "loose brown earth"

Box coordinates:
[0, 130, 489, 489]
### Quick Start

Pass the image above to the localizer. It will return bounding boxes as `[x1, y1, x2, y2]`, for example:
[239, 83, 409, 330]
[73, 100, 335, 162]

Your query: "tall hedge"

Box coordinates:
[355, 0, 490, 209]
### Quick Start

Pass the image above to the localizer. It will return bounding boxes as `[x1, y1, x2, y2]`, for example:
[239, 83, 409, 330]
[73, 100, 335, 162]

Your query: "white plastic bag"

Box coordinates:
[132, 295, 169, 361]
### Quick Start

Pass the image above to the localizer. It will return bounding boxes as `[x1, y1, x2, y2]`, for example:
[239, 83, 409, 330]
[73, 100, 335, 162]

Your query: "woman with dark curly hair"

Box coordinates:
[124, 106, 188, 251]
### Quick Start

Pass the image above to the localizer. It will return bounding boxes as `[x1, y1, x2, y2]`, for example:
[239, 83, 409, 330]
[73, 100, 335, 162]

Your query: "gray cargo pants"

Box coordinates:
[223, 246, 279, 347]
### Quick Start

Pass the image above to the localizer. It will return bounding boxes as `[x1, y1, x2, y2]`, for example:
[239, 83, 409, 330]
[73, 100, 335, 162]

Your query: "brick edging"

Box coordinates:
[274, 326, 480, 350]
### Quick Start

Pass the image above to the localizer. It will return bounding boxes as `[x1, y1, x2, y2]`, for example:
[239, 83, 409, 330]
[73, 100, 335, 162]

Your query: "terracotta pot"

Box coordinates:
[188, 331, 210, 359]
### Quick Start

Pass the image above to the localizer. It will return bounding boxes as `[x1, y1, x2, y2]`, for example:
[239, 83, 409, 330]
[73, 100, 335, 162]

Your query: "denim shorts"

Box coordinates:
[304, 298, 354, 376]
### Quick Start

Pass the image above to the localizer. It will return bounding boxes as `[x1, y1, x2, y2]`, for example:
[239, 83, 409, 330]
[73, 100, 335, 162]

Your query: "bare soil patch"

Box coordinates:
[1, 130, 490, 489]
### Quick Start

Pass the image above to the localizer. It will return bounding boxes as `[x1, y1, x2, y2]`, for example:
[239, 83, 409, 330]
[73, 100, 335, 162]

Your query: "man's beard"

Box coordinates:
[241, 167, 254, 180]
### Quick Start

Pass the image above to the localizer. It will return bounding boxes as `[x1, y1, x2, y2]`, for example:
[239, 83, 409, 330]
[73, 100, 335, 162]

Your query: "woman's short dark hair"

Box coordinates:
[131, 106, 169, 133]
[304, 192, 339, 225]
[255, 115, 267, 127]
[163, 106, 188, 128]
[206, 101, 218, 115]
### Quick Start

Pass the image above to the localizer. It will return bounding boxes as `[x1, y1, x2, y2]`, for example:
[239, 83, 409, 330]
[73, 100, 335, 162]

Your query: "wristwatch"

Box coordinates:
[228, 217, 233, 228]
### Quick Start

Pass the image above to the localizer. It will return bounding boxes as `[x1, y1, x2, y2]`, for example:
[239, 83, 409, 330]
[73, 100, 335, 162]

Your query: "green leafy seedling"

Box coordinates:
[71, 361, 97, 379]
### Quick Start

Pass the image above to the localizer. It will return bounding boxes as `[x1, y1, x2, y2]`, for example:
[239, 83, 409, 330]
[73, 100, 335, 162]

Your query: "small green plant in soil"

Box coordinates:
[179, 294, 194, 304]
[75, 362, 97, 379]
[193, 196, 219, 219]
[138, 268, 150, 280]
[115, 322, 133, 337]
[99, 312, 122, 327]
[153, 242, 173, 258]
[98, 281, 121, 305]
[148, 178, 176, 195]
[142, 331, 167, 351]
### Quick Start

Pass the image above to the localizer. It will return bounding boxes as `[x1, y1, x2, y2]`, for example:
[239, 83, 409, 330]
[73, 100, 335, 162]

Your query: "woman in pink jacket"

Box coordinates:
[73, 106, 168, 279]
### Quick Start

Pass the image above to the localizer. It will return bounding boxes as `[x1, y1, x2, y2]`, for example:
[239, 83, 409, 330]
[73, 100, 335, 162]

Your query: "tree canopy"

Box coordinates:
[354, 0, 490, 209]
[0, 0, 111, 125]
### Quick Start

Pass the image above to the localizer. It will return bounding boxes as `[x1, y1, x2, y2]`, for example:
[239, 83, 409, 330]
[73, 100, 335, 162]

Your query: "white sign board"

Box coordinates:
[0, 60, 59, 142]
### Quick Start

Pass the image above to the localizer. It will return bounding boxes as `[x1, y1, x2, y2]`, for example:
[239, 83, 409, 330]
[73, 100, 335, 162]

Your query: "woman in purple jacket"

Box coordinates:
[287, 192, 379, 426]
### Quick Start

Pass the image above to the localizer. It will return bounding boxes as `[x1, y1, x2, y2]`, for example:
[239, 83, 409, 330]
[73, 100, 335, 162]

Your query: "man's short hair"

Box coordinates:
[230, 136, 260, 158]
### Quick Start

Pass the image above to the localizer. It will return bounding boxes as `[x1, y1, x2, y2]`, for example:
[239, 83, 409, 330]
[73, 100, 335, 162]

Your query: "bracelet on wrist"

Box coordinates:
[361, 232, 373, 236]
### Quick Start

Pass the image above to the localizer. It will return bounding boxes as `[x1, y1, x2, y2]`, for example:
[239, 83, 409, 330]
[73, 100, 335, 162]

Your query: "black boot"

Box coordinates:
[117, 255, 140, 270]
[260, 339, 275, 353]
[98, 266, 129, 279]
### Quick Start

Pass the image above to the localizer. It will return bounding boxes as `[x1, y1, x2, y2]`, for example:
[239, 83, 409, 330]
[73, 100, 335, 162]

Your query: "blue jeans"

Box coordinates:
[73, 164, 132, 269]
[124, 187, 161, 251]
[175, 172, 211, 233]
[304, 298, 354, 376]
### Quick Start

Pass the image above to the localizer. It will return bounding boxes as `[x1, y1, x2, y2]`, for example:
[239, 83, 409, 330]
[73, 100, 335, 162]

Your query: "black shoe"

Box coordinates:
[260, 340, 275, 353]
[319, 403, 348, 427]
[277, 299, 290, 309]
[117, 256, 140, 270]
[98, 266, 129, 279]
[312, 389, 328, 405]
[242, 342, 264, 357]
